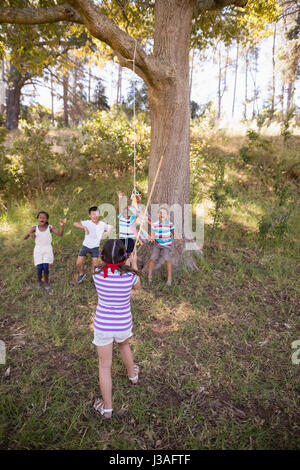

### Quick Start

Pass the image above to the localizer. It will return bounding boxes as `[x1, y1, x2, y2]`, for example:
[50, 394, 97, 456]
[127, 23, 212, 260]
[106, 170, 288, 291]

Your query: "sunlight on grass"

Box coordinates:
[1, 132, 299, 450]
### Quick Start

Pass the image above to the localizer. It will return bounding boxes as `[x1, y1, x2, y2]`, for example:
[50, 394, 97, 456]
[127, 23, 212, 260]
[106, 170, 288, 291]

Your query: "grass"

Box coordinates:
[0, 133, 300, 450]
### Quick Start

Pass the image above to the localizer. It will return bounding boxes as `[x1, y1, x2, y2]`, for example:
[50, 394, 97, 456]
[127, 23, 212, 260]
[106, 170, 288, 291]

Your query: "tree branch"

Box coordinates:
[194, 0, 248, 14]
[0, 4, 83, 25]
[0, 0, 173, 87]
[67, 0, 173, 86]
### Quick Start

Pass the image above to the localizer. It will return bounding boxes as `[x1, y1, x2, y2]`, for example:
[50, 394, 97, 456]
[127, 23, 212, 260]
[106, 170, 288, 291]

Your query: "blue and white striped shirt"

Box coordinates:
[118, 213, 135, 239]
[151, 219, 175, 247]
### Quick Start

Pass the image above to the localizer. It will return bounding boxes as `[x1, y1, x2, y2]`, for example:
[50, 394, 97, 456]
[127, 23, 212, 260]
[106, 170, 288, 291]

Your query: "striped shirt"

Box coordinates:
[151, 219, 175, 247]
[118, 213, 135, 239]
[93, 268, 138, 332]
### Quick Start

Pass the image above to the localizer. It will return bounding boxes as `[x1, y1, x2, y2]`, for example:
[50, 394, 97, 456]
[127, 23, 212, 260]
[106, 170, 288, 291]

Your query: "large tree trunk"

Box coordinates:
[5, 65, 28, 131]
[138, 0, 200, 272]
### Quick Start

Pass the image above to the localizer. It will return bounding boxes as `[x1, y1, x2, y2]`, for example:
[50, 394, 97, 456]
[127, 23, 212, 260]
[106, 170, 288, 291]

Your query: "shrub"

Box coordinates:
[0, 126, 60, 198]
[209, 157, 233, 237]
[258, 206, 293, 245]
[239, 129, 272, 165]
[280, 110, 295, 146]
[82, 109, 150, 175]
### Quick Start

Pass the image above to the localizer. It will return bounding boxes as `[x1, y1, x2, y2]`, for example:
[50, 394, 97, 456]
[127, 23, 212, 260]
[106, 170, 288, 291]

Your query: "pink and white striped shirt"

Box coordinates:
[93, 268, 138, 332]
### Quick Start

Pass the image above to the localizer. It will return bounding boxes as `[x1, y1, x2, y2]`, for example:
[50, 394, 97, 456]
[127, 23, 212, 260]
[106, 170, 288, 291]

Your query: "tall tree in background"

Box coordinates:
[0, 0, 280, 266]
[93, 79, 109, 110]
[243, 45, 249, 120]
[232, 40, 239, 118]
[278, 8, 300, 114]
[249, 46, 260, 118]
[216, 44, 229, 120]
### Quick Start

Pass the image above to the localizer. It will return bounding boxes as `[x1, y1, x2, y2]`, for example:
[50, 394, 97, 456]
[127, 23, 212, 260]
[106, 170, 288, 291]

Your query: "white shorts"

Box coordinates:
[93, 328, 133, 347]
[34, 247, 54, 266]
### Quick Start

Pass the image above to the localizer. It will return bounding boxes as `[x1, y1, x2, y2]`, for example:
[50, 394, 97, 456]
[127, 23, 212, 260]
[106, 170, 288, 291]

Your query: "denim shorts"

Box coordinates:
[78, 245, 99, 258]
[93, 328, 133, 347]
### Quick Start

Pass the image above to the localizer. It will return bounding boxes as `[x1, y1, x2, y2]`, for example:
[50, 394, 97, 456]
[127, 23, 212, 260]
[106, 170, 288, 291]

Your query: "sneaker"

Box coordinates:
[35, 284, 42, 289]
[166, 280, 172, 286]
[77, 273, 86, 284]
[44, 285, 51, 291]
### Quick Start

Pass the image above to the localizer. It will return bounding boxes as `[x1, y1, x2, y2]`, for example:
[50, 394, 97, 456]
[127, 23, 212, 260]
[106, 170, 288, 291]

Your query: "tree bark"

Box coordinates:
[50, 71, 55, 125]
[286, 80, 294, 112]
[141, 0, 200, 270]
[244, 48, 248, 120]
[148, 1, 193, 208]
[5, 65, 29, 130]
[0, 59, 5, 114]
[271, 23, 276, 117]
[116, 63, 122, 104]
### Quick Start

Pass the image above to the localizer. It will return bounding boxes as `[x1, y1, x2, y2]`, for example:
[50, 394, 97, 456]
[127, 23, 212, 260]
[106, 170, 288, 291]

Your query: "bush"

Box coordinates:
[0, 126, 60, 198]
[239, 129, 271, 164]
[82, 109, 150, 175]
[280, 110, 295, 146]
[258, 206, 293, 245]
[209, 157, 233, 236]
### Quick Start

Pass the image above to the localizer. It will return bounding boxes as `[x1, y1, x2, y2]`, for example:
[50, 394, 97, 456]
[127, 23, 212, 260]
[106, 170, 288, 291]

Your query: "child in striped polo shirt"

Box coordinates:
[118, 204, 137, 270]
[92, 239, 141, 419]
[148, 207, 181, 286]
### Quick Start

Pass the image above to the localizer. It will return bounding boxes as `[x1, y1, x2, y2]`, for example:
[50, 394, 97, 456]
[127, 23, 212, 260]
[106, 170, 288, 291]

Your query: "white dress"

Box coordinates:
[33, 225, 54, 266]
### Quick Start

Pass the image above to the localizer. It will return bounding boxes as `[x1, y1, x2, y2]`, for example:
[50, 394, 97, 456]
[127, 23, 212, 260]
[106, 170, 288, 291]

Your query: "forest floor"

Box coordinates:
[0, 133, 299, 450]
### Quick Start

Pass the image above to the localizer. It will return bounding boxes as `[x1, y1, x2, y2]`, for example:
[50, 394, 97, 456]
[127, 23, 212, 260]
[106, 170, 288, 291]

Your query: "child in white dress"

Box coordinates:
[24, 211, 64, 290]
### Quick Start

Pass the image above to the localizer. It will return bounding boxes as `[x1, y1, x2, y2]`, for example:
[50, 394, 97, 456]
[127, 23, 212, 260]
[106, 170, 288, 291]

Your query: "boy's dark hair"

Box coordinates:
[96, 239, 142, 277]
[89, 206, 99, 214]
[37, 211, 49, 221]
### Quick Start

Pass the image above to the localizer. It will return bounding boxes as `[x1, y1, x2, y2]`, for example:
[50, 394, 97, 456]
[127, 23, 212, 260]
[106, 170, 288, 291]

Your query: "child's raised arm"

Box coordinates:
[73, 221, 89, 235]
[51, 219, 64, 236]
[103, 224, 114, 238]
[24, 226, 36, 240]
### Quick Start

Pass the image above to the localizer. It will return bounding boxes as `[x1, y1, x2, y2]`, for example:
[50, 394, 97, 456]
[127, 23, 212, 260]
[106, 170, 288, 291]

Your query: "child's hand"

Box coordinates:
[59, 219, 65, 227]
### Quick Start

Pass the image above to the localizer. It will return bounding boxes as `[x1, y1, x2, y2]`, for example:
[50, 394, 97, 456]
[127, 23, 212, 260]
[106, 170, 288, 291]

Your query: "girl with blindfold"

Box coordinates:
[92, 239, 141, 419]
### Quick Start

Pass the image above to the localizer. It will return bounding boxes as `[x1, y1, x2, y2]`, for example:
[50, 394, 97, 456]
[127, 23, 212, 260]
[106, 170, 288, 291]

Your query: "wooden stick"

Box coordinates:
[133, 153, 165, 253]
